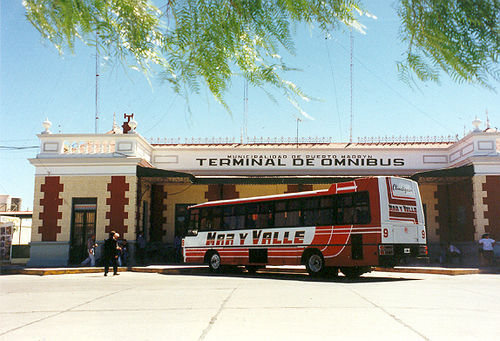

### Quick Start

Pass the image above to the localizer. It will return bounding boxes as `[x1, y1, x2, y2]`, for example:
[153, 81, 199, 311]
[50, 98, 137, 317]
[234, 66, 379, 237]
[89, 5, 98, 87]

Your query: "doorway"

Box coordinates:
[69, 198, 97, 264]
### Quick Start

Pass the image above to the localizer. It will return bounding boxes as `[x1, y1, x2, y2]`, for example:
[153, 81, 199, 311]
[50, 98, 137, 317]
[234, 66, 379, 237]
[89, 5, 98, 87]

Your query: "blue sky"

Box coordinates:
[1, 0, 499, 210]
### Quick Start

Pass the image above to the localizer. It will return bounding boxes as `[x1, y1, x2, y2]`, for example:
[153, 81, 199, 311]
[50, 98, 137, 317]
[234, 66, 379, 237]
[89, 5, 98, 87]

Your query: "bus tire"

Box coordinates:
[340, 266, 368, 279]
[304, 250, 325, 276]
[206, 252, 222, 273]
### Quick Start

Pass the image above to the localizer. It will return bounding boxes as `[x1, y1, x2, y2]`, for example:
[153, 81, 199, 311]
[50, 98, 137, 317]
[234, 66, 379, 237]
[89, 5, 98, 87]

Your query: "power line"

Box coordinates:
[95, 30, 100, 134]
[324, 39, 343, 141]
[349, 30, 353, 143]
[332, 40, 450, 131]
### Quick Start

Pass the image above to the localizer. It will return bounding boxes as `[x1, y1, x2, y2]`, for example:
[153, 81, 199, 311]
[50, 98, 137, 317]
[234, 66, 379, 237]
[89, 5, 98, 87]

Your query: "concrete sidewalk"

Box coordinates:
[2, 264, 498, 276]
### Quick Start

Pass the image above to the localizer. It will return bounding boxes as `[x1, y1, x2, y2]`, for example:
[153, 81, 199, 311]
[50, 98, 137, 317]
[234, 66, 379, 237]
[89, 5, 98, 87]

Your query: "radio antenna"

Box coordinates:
[95, 31, 100, 134]
[242, 79, 249, 143]
[349, 30, 354, 143]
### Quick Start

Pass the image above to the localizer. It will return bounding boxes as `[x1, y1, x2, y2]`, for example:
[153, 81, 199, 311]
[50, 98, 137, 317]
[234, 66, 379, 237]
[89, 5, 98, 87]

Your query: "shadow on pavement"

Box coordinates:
[157, 267, 421, 284]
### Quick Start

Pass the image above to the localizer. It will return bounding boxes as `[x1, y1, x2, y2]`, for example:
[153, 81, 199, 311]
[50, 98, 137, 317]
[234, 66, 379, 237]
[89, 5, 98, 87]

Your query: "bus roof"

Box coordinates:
[188, 176, 389, 209]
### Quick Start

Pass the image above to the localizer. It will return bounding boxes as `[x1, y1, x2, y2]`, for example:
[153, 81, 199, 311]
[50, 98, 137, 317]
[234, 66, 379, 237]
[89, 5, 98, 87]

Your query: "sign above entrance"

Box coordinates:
[152, 150, 429, 176]
[194, 153, 405, 167]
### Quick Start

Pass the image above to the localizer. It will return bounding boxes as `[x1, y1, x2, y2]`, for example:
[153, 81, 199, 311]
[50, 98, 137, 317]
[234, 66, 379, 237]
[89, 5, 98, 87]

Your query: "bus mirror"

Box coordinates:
[187, 229, 198, 236]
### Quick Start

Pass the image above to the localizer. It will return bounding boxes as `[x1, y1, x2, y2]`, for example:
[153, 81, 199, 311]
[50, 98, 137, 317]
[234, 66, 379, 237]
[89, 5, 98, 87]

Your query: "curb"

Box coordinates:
[2, 265, 495, 276]
[374, 267, 480, 275]
[1, 267, 129, 276]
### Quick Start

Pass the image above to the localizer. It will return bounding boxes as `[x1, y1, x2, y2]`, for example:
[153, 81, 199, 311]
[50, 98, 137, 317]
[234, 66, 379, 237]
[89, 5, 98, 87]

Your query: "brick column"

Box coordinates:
[39, 176, 64, 241]
[105, 176, 129, 236]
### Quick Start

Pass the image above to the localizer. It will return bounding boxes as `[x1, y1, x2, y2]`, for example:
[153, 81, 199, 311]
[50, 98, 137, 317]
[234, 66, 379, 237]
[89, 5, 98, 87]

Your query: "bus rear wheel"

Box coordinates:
[305, 251, 325, 276]
[207, 252, 222, 272]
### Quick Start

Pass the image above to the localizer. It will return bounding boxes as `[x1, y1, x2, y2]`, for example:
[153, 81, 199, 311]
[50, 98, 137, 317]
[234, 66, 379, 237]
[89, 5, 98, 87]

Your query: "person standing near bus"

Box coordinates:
[80, 235, 98, 267]
[479, 233, 496, 266]
[103, 231, 121, 276]
[136, 231, 146, 265]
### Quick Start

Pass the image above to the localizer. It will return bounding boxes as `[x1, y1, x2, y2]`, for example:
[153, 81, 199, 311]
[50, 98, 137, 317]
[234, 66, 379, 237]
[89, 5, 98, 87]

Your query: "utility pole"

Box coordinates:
[296, 117, 302, 148]
[95, 31, 100, 134]
[242, 80, 248, 143]
[349, 30, 353, 143]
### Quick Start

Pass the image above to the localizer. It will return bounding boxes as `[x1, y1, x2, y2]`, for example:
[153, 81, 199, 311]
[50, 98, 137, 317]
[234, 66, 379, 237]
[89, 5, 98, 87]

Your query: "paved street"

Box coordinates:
[1, 269, 499, 340]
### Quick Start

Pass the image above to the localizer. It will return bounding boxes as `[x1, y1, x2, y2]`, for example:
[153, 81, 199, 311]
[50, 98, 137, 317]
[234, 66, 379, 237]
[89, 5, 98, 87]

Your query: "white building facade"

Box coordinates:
[28, 119, 500, 266]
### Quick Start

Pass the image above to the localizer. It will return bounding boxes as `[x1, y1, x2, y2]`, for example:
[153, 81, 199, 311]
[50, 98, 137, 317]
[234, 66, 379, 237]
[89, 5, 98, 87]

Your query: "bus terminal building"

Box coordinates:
[28, 118, 500, 266]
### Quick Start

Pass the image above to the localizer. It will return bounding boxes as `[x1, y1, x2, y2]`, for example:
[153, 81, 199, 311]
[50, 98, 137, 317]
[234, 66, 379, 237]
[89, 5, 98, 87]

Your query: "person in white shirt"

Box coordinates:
[478, 233, 496, 266]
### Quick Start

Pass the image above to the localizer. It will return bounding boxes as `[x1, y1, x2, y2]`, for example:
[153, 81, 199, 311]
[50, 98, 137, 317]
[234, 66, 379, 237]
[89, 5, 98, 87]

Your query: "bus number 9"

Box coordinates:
[383, 228, 389, 238]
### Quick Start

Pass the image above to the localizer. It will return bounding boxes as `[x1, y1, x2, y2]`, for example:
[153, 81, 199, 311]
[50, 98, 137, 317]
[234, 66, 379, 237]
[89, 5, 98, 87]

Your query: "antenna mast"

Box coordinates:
[242, 79, 249, 143]
[95, 31, 100, 134]
[349, 30, 353, 143]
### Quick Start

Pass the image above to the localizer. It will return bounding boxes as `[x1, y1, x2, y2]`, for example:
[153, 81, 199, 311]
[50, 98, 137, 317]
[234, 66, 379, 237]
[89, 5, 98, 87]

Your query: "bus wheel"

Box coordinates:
[305, 251, 325, 276]
[207, 252, 222, 272]
[340, 266, 367, 279]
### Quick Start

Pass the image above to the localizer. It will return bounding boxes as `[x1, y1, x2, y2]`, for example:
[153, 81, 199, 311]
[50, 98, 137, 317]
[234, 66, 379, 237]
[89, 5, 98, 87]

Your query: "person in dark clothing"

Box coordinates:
[136, 232, 146, 265]
[103, 231, 121, 276]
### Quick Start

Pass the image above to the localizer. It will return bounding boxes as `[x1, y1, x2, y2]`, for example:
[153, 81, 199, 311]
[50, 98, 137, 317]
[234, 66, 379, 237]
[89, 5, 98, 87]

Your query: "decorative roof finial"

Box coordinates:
[42, 118, 52, 134]
[128, 116, 137, 134]
[472, 116, 482, 132]
[485, 109, 490, 129]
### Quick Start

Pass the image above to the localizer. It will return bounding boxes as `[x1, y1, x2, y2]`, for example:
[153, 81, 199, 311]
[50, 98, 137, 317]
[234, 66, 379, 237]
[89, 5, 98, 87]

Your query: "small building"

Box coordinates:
[28, 117, 500, 266]
[0, 211, 32, 263]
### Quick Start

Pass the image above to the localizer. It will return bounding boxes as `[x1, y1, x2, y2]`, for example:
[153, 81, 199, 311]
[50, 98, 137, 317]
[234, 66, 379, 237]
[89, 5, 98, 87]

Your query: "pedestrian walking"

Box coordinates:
[479, 233, 496, 266]
[103, 231, 121, 276]
[118, 239, 129, 266]
[80, 235, 98, 267]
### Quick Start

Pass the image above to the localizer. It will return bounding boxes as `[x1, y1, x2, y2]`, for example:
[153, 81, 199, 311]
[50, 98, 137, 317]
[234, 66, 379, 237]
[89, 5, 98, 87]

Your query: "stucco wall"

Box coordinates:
[164, 183, 209, 243]
[31, 175, 137, 243]
[31, 176, 45, 243]
[419, 183, 439, 243]
[472, 175, 488, 240]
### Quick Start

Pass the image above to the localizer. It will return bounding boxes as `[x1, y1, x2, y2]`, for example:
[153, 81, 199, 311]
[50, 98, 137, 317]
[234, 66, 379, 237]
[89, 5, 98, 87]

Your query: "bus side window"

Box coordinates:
[303, 197, 319, 226]
[318, 196, 334, 225]
[335, 192, 370, 225]
[257, 202, 274, 228]
[200, 208, 209, 231]
[353, 192, 370, 224]
[233, 204, 246, 230]
[222, 205, 233, 229]
[318, 208, 333, 225]
[274, 201, 286, 227]
[343, 206, 355, 224]
[245, 204, 257, 229]
[234, 215, 245, 229]
[187, 209, 199, 235]
[275, 212, 286, 227]
[287, 211, 301, 227]
[212, 207, 222, 230]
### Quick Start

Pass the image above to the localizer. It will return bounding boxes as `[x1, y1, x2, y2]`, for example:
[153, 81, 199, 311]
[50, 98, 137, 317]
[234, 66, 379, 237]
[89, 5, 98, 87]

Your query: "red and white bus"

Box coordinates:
[183, 176, 428, 278]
